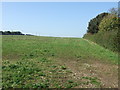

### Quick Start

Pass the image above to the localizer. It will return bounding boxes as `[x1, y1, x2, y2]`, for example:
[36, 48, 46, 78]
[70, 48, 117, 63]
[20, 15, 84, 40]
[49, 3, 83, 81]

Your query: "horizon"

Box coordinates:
[2, 2, 118, 37]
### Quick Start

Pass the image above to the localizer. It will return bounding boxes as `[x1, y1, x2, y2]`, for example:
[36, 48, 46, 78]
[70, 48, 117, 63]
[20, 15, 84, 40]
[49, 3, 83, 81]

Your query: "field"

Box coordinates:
[2, 35, 118, 88]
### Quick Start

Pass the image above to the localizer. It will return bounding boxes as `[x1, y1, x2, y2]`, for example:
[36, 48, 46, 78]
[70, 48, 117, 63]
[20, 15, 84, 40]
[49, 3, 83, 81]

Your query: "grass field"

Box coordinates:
[2, 35, 118, 88]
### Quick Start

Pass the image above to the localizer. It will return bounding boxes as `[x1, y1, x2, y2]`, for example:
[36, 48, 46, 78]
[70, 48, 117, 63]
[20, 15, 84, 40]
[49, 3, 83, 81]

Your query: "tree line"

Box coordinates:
[84, 8, 119, 52]
[0, 31, 33, 36]
[87, 8, 119, 34]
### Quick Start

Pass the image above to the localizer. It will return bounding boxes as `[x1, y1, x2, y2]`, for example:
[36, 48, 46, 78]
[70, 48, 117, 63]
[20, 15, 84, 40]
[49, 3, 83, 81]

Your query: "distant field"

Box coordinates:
[2, 35, 118, 88]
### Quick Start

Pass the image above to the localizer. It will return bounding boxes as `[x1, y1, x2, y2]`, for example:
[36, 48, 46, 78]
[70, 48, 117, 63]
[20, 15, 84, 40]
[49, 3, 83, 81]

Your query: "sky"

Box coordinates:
[2, 2, 118, 37]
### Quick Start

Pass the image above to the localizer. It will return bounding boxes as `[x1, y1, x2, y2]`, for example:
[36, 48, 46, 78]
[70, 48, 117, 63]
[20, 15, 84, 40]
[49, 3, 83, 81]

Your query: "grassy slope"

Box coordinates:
[2, 35, 118, 88]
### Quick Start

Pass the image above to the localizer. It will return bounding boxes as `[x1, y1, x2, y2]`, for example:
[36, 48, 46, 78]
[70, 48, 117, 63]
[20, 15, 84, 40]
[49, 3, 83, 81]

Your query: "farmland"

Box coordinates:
[2, 35, 118, 88]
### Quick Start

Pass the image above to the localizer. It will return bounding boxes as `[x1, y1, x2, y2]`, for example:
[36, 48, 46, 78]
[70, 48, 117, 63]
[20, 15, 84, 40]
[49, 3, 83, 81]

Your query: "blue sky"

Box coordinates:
[2, 2, 118, 37]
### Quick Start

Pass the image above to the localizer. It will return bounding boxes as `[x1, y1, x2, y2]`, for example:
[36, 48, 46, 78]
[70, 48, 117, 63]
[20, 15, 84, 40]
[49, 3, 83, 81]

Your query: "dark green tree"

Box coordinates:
[87, 12, 109, 34]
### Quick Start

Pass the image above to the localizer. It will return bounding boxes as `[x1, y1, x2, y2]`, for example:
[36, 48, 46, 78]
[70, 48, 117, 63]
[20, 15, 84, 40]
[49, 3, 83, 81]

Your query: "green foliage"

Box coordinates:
[99, 14, 119, 32]
[2, 58, 73, 88]
[98, 14, 119, 52]
[87, 13, 109, 34]
[2, 59, 42, 88]
[82, 77, 101, 86]
[60, 66, 67, 70]
[84, 30, 118, 52]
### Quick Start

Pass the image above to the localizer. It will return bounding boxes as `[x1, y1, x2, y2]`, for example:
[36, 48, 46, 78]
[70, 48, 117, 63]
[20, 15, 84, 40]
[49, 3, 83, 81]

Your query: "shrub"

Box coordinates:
[84, 30, 118, 52]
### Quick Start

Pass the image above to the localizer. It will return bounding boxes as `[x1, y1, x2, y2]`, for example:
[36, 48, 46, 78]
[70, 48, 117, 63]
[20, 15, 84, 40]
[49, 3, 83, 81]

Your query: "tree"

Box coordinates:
[99, 14, 119, 32]
[87, 12, 109, 34]
[1, 31, 24, 35]
[4, 31, 11, 35]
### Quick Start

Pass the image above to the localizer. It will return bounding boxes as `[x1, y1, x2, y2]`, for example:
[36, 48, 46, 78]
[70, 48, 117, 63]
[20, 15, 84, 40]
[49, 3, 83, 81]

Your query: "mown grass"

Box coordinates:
[2, 35, 118, 88]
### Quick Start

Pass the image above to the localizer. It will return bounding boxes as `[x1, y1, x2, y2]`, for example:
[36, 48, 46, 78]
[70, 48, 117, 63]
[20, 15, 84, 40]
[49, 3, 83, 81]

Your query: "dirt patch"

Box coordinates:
[56, 58, 118, 88]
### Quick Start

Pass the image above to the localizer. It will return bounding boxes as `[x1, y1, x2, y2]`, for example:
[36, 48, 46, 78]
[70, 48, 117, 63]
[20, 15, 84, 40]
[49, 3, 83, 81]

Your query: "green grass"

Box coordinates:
[2, 35, 118, 63]
[2, 35, 118, 88]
